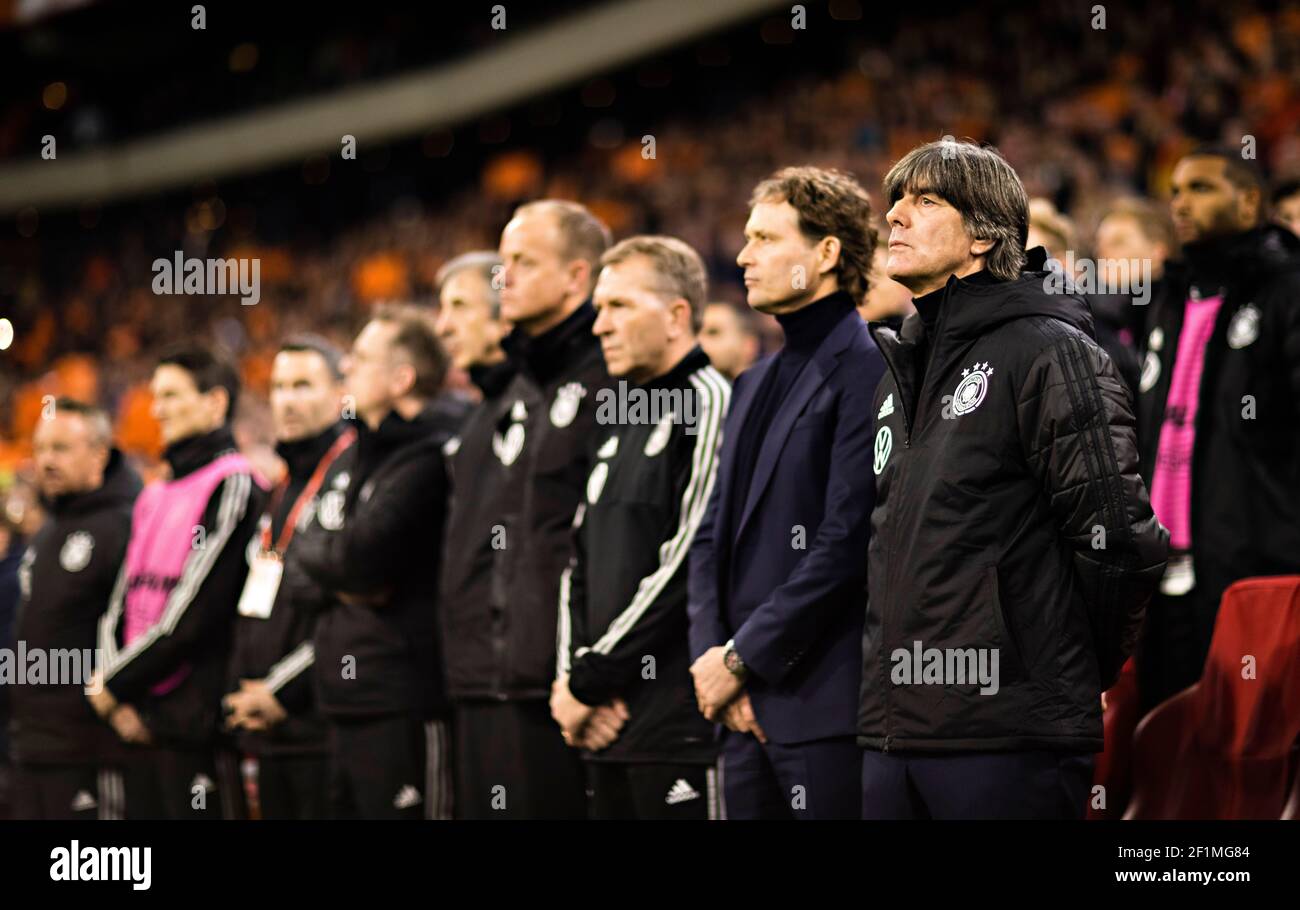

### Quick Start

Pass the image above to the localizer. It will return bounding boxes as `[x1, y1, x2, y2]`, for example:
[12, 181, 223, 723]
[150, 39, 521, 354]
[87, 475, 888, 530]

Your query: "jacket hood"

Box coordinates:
[895, 247, 1096, 347]
[44, 448, 142, 518]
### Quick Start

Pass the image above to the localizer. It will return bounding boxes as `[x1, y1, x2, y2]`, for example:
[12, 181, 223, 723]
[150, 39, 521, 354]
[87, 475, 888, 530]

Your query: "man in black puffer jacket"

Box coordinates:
[296, 305, 453, 820]
[11, 400, 140, 819]
[860, 140, 1168, 820]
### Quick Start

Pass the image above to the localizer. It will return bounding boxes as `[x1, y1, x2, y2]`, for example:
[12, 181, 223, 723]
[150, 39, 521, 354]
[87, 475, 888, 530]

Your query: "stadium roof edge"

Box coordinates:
[0, 0, 787, 214]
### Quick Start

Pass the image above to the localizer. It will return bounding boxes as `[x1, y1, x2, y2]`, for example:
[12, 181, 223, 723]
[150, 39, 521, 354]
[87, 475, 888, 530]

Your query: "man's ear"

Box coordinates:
[392, 362, 417, 399]
[666, 298, 691, 340]
[818, 236, 843, 276]
[1240, 186, 1263, 227]
[206, 387, 231, 426]
[568, 259, 594, 299]
[970, 237, 995, 257]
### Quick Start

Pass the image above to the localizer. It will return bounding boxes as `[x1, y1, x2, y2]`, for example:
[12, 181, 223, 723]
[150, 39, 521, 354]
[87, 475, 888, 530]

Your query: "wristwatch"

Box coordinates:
[723, 638, 747, 677]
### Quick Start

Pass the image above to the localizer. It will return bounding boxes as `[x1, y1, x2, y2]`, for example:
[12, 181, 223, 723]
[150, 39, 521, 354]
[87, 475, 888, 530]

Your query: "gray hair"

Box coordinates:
[884, 139, 1029, 281]
[437, 250, 503, 318]
[600, 234, 708, 332]
[50, 397, 112, 448]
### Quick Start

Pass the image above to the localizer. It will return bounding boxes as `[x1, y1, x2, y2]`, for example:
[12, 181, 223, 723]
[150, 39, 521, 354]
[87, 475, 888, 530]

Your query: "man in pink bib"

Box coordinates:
[89, 346, 267, 819]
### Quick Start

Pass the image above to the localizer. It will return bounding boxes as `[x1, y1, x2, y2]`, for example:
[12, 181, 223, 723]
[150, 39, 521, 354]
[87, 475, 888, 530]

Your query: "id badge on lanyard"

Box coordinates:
[236, 428, 355, 620]
[237, 551, 284, 619]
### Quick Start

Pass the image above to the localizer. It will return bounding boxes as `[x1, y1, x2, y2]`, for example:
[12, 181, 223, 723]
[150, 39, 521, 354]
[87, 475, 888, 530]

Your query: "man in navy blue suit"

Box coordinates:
[688, 166, 885, 819]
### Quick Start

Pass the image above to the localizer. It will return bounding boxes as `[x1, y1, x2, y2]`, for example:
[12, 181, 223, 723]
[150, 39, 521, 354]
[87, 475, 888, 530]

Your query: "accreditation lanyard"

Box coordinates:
[260, 428, 356, 557]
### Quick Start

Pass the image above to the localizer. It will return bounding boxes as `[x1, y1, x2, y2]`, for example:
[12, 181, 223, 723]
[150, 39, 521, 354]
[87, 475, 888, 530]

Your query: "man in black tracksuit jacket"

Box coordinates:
[550, 236, 731, 819]
[860, 140, 1167, 819]
[11, 402, 139, 819]
[1135, 151, 1300, 710]
[444, 200, 613, 819]
[93, 349, 267, 820]
[227, 423, 350, 819]
[225, 339, 354, 819]
[296, 305, 453, 819]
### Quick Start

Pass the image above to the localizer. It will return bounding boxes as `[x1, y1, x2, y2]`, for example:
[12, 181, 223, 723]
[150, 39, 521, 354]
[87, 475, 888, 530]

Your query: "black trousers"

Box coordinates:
[122, 745, 244, 819]
[861, 749, 1095, 819]
[585, 761, 720, 820]
[328, 714, 432, 820]
[719, 730, 862, 819]
[13, 762, 124, 820]
[257, 752, 330, 820]
[452, 699, 585, 819]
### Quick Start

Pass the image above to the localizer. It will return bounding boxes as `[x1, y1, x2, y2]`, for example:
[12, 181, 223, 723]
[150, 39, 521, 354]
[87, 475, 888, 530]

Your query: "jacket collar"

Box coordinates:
[1165, 224, 1300, 298]
[502, 301, 598, 386]
[468, 358, 517, 399]
[274, 422, 346, 482]
[43, 448, 142, 517]
[639, 346, 710, 392]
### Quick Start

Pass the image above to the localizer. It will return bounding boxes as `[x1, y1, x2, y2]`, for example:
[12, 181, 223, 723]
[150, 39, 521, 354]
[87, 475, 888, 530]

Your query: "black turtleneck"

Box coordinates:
[270, 422, 345, 541]
[728, 291, 855, 538]
[164, 425, 239, 480]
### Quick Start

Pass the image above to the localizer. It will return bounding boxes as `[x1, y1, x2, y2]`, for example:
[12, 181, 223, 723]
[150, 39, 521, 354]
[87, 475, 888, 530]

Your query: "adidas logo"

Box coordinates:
[665, 778, 700, 805]
[70, 790, 98, 812]
[878, 393, 895, 420]
[190, 773, 215, 793]
[393, 784, 423, 810]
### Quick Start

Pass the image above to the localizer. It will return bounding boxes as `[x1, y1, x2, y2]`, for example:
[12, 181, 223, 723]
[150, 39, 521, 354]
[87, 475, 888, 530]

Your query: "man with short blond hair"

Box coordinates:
[12, 400, 140, 819]
[550, 235, 729, 818]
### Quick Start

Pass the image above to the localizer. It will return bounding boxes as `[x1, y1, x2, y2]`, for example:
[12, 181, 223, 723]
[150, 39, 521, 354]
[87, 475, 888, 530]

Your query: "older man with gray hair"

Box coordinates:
[858, 139, 1167, 819]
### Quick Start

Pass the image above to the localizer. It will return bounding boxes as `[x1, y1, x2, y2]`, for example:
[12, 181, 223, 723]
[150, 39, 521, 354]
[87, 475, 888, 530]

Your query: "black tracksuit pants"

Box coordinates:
[452, 699, 585, 819]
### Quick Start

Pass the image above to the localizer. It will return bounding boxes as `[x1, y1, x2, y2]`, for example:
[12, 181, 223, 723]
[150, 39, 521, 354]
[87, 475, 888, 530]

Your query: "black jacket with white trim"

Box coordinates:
[559, 347, 729, 764]
[10, 450, 140, 765]
[98, 427, 267, 748]
[860, 256, 1167, 753]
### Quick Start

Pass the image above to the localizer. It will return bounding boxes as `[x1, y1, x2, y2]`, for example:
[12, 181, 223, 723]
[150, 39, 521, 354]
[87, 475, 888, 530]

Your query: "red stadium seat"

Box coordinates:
[1088, 657, 1139, 820]
[1125, 576, 1300, 819]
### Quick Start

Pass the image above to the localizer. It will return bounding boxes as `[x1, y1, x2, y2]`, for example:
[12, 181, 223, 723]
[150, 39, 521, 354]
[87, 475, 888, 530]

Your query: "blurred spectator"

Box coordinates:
[1095, 196, 1174, 341]
[0, 475, 41, 819]
[859, 245, 915, 324]
[699, 302, 761, 380]
[1269, 178, 1300, 237]
[1031, 198, 1142, 398]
